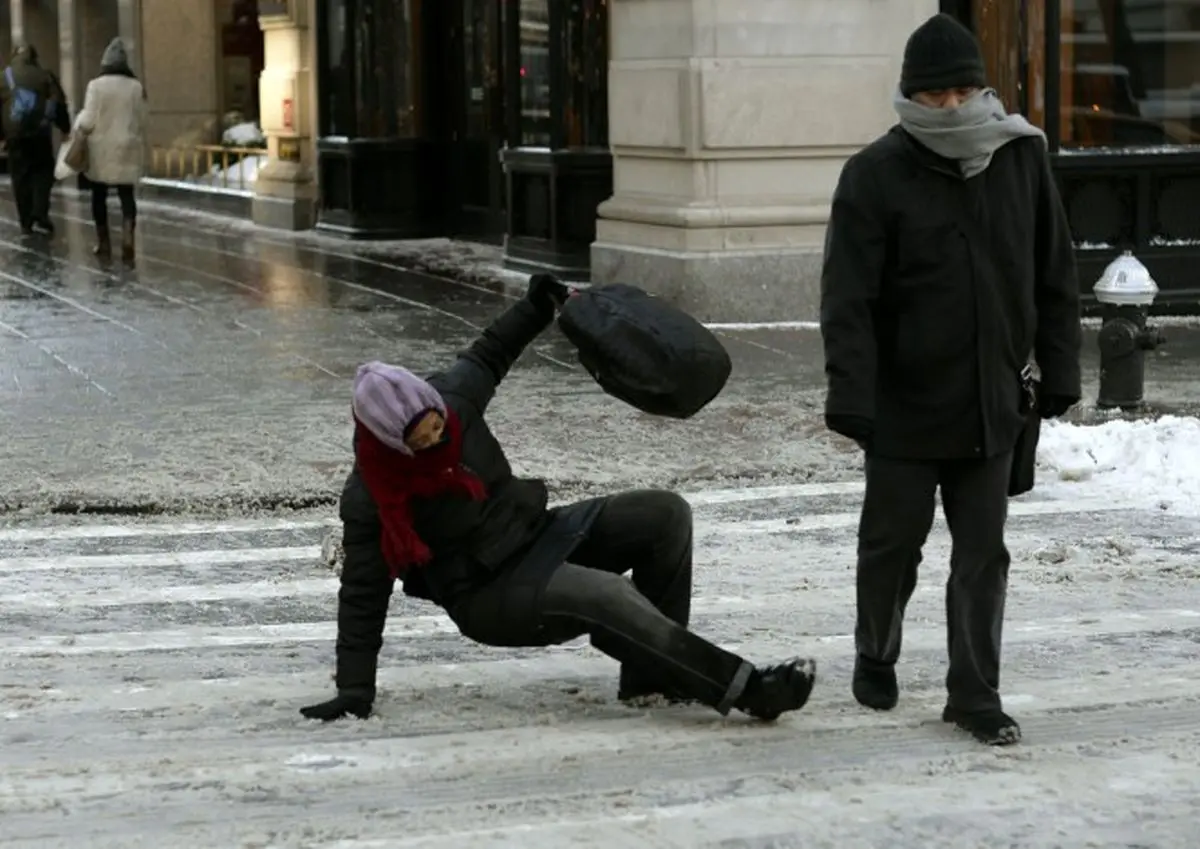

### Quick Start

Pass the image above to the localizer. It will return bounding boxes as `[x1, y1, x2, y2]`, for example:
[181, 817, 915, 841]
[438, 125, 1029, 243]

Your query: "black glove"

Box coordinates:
[826, 414, 874, 450]
[299, 690, 373, 722]
[1039, 394, 1078, 420]
[527, 273, 571, 314]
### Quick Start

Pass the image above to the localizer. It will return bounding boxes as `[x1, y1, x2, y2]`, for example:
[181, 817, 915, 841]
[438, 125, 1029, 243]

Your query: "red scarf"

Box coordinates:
[353, 409, 486, 577]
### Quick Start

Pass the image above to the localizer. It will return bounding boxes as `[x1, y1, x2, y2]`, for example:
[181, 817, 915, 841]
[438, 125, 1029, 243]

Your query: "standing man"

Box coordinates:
[819, 13, 1081, 745]
[1, 44, 64, 236]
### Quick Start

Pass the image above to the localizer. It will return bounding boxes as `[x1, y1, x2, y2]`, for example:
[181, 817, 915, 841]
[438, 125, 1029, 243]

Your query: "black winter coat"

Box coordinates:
[335, 297, 562, 695]
[820, 127, 1082, 460]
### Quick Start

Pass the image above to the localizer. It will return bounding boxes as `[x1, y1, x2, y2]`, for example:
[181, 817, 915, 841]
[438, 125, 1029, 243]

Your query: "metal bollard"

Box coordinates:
[1092, 251, 1165, 411]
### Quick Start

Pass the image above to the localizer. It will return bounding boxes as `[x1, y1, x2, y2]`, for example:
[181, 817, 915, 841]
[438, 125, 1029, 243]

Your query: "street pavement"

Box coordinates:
[2, 188, 1200, 514]
[4, 189, 1200, 847]
[0, 190, 839, 513]
[3, 481, 1200, 848]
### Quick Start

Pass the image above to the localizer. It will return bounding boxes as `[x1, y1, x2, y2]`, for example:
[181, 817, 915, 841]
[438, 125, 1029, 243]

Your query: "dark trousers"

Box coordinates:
[537, 490, 752, 714]
[856, 452, 1013, 711]
[8, 136, 55, 229]
[90, 182, 137, 231]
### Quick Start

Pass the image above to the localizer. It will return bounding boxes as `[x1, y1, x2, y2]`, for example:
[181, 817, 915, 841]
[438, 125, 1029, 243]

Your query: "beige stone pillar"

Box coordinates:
[9, 0, 23, 47]
[592, 0, 939, 322]
[15, 0, 59, 70]
[80, 0, 121, 85]
[252, 0, 317, 230]
[56, 0, 81, 115]
[116, 0, 140, 74]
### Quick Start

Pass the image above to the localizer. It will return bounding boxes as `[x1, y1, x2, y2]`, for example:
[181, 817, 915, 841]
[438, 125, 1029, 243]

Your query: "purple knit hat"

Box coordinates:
[352, 361, 447, 455]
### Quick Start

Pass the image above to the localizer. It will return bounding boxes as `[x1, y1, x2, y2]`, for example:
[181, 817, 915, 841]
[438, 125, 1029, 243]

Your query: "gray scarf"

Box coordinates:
[893, 87, 1044, 179]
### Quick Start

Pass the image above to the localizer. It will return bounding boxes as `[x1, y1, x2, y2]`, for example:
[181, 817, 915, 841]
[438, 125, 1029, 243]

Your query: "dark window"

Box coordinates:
[560, 0, 608, 147]
[319, 0, 354, 136]
[510, 0, 607, 149]
[519, 0, 552, 145]
[317, 0, 423, 138]
[961, 0, 1200, 148]
[1059, 0, 1200, 148]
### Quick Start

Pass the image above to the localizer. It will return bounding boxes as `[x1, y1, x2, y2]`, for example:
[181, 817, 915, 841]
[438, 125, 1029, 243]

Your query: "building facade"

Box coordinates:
[945, 0, 1200, 312]
[307, 0, 611, 279]
[7, 0, 1200, 318]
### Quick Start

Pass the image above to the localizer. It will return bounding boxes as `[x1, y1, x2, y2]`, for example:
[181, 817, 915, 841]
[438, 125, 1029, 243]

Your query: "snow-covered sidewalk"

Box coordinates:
[1036, 415, 1200, 512]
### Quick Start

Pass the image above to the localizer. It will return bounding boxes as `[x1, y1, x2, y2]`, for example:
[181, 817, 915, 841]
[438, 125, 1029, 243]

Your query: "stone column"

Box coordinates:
[15, 0, 59, 70]
[592, 0, 939, 322]
[79, 0, 121, 84]
[9, 0, 23, 46]
[252, 0, 317, 230]
[56, 0, 81, 116]
[116, 0, 141, 74]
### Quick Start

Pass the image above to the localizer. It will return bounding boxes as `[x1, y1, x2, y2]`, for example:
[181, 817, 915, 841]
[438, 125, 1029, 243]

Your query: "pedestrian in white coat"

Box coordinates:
[73, 38, 146, 261]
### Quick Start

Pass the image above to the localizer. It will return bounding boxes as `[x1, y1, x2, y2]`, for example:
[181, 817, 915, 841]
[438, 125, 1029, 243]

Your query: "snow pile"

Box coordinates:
[222, 122, 265, 146]
[1037, 415, 1200, 513]
[209, 154, 267, 185]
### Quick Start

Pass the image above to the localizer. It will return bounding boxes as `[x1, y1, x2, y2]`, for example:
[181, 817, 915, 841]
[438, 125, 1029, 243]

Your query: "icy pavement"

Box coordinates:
[3, 467, 1200, 848]
[0, 192, 850, 513]
[5, 190, 1200, 514]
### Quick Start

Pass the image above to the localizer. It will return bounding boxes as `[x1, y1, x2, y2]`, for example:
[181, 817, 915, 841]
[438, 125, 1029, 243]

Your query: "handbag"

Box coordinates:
[557, 283, 732, 419]
[54, 131, 87, 180]
[1008, 363, 1041, 497]
[64, 131, 88, 171]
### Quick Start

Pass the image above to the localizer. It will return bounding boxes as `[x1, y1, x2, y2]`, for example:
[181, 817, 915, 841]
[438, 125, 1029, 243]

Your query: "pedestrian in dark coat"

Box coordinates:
[1, 43, 63, 236]
[301, 275, 817, 723]
[819, 13, 1082, 746]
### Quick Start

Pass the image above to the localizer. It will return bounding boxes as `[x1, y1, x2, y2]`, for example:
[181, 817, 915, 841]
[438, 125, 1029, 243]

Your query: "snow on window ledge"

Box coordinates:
[1055, 145, 1200, 156]
[1150, 236, 1200, 247]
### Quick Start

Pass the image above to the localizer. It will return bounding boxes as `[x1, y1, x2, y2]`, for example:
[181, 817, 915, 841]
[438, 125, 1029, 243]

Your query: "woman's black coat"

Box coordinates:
[333, 297, 598, 696]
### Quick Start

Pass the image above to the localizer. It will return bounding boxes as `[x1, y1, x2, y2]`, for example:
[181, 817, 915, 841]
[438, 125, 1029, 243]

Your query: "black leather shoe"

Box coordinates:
[735, 657, 817, 721]
[852, 655, 899, 710]
[943, 705, 1022, 745]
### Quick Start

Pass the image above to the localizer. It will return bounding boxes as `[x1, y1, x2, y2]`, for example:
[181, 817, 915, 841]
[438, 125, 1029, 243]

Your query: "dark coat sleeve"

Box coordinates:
[48, 73, 70, 133]
[820, 157, 888, 423]
[430, 298, 554, 415]
[333, 478, 394, 698]
[1033, 146, 1083, 400]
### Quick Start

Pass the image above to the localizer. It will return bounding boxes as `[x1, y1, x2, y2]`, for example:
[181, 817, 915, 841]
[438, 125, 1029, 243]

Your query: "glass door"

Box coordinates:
[452, 0, 506, 239]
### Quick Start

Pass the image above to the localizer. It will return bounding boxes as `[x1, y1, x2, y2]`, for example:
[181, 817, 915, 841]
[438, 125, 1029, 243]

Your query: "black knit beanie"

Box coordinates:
[900, 14, 987, 98]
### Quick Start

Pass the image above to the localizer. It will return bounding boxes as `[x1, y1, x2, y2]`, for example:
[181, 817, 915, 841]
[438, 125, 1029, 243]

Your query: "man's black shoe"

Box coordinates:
[852, 655, 899, 710]
[943, 705, 1022, 745]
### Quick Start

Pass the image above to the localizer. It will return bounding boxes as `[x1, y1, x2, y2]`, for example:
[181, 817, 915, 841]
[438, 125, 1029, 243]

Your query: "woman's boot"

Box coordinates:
[93, 226, 112, 259]
[121, 220, 136, 262]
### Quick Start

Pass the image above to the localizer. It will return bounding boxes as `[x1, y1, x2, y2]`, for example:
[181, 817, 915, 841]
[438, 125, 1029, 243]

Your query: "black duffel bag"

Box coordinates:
[557, 283, 732, 419]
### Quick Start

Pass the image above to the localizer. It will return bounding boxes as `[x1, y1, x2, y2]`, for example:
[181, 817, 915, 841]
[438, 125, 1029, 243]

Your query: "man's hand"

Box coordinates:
[826, 414, 874, 450]
[527, 274, 571, 313]
[1039, 394, 1078, 420]
[299, 690, 374, 722]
